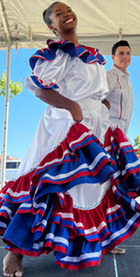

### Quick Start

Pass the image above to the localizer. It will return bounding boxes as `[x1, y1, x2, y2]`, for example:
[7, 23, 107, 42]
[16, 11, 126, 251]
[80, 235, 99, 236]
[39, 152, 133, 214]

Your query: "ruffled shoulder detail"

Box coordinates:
[29, 39, 106, 70]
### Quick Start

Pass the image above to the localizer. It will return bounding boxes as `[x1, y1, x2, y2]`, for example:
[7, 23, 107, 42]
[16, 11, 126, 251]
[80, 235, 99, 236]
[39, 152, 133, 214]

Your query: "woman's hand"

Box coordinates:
[69, 102, 83, 122]
[102, 99, 110, 110]
[35, 88, 83, 121]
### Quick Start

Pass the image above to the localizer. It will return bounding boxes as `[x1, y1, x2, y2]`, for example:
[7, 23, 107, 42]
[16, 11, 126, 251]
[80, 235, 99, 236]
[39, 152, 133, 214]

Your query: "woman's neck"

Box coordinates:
[60, 30, 78, 45]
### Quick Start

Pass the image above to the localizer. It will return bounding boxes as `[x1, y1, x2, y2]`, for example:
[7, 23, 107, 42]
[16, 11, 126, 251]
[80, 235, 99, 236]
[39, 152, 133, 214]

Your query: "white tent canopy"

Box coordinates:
[1, 0, 140, 187]
[0, 0, 140, 55]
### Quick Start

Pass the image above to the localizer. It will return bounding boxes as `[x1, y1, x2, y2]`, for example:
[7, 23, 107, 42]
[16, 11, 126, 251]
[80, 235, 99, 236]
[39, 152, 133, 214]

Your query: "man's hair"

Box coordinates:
[112, 40, 131, 55]
[43, 2, 60, 25]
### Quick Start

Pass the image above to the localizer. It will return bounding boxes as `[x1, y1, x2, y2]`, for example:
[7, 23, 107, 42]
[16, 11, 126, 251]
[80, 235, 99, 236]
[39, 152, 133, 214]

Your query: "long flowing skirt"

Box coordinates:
[0, 122, 140, 270]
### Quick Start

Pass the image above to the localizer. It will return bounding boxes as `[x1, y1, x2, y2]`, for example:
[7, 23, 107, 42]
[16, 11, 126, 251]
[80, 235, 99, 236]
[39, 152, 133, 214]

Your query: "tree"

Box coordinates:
[0, 72, 23, 188]
[133, 135, 140, 151]
[0, 72, 22, 98]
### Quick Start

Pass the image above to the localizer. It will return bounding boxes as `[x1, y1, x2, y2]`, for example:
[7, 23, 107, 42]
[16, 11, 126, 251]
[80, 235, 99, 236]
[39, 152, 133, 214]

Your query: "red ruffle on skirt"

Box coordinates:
[0, 122, 140, 270]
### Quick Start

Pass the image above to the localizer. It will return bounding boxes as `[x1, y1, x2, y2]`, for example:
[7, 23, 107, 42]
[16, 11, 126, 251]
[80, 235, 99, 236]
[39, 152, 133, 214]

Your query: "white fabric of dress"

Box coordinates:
[106, 65, 133, 135]
[15, 49, 110, 179]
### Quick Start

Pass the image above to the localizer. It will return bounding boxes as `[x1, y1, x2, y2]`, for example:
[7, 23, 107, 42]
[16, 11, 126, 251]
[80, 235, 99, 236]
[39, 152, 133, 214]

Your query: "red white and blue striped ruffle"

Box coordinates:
[29, 40, 106, 90]
[0, 122, 140, 270]
[104, 127, 140, 202]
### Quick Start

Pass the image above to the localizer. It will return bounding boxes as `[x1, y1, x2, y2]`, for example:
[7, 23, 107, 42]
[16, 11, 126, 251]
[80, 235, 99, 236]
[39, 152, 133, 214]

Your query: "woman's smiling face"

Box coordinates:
[48, 2, 77, 37]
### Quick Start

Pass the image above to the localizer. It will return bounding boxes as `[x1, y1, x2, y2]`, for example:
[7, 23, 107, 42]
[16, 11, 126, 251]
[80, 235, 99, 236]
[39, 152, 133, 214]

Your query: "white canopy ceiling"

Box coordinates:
[0, 0, 140, 55]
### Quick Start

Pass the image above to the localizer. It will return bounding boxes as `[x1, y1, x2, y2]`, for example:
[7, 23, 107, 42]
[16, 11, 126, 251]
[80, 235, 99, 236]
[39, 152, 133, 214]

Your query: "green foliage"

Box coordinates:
[133, 135, 140, 150]
[0, 72, 22, 98]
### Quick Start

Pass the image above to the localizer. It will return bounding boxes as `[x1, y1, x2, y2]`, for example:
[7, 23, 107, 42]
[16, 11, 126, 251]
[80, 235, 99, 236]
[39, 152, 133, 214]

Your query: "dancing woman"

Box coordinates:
[1, 2, 140, 276]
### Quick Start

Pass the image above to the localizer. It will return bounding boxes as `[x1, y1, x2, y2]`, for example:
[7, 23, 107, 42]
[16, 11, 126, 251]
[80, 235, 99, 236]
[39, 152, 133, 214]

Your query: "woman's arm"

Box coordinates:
[35, 88, 83, 122]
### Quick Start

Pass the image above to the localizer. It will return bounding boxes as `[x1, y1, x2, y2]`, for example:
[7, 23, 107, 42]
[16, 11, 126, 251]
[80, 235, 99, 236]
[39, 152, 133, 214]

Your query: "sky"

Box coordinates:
[0, 48, 140, 160]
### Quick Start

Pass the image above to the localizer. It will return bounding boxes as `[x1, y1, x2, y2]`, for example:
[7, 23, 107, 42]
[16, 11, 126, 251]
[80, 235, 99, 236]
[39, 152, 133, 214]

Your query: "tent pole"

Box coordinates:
[119, 28, 122, 40]
[1, 41, 11, 188]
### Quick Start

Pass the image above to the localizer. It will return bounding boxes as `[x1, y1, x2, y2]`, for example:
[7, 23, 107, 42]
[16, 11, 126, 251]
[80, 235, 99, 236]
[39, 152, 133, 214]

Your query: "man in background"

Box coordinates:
[105, 40, 133, 136]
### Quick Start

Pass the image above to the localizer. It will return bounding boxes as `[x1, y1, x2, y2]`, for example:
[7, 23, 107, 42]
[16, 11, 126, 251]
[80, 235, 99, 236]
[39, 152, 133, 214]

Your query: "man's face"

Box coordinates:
[112, 46, 131, 73]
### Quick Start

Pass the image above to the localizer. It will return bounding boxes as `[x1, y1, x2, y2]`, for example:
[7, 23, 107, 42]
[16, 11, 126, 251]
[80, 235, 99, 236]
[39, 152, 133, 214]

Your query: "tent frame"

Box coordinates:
[1, 42, 11, 188]
[0, 0, 12, 188]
